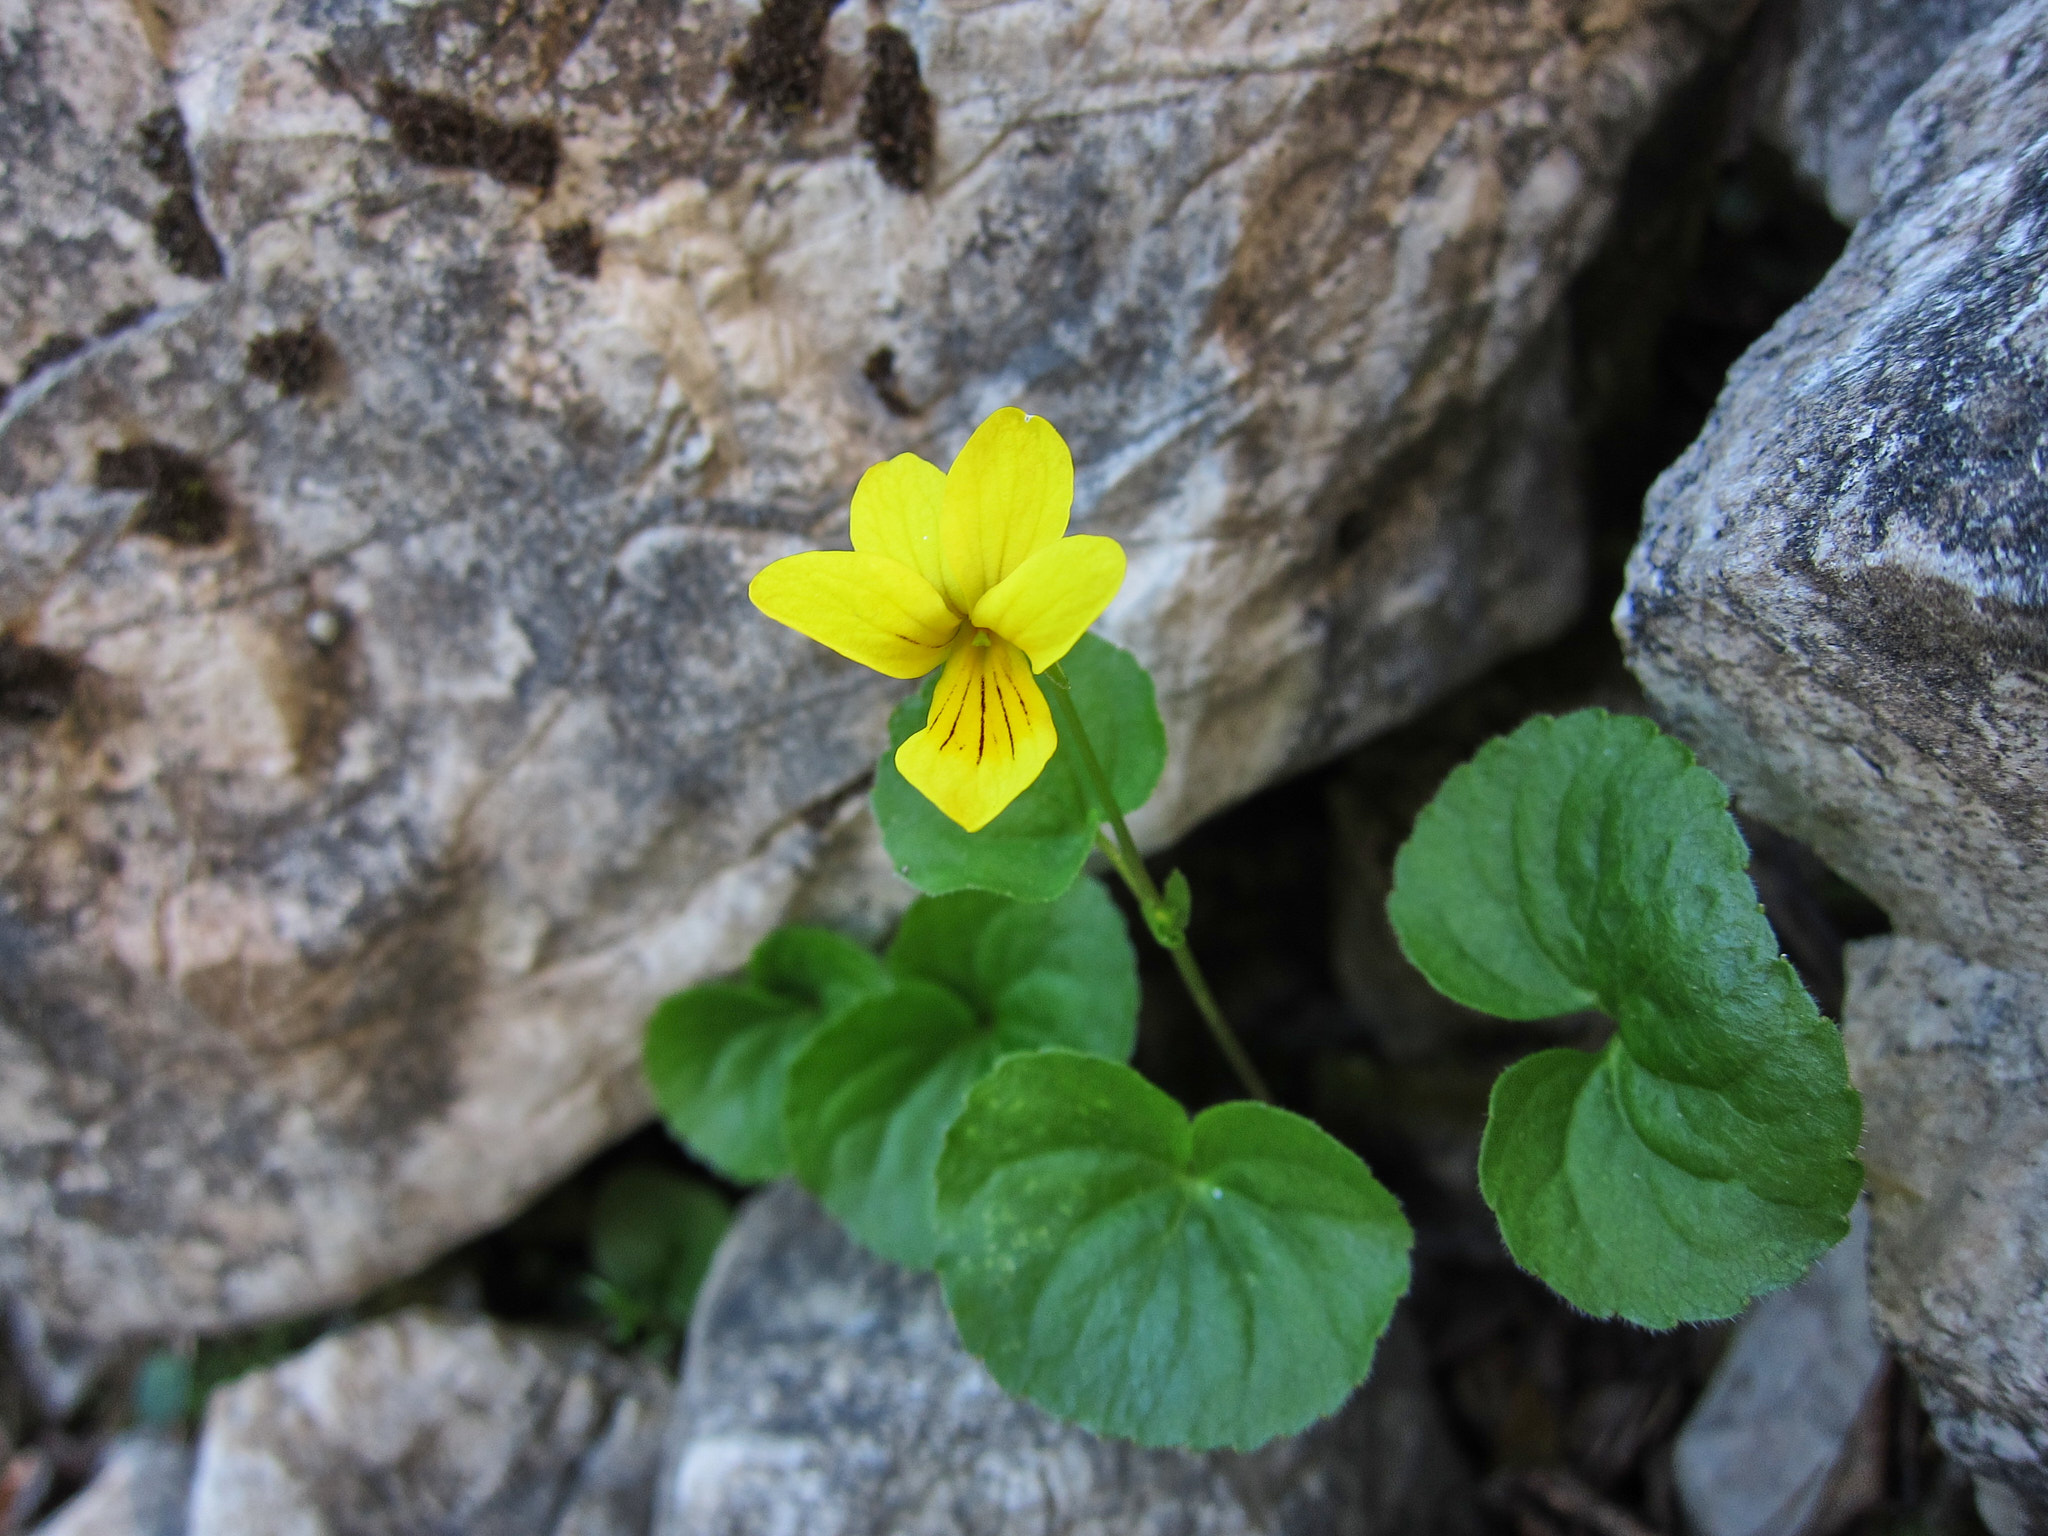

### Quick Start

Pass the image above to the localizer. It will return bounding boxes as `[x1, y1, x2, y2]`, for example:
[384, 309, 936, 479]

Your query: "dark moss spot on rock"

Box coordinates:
[731, 0, 841, 115]
[374, 80, 562, 193]
[96, 303, 155, 337]
[544, 218, 602, 279]
[247, 321, 336, 397]
[137, 108, 223, 279]
[0, 639, 80, 724]
[153, 192, 225, 280]
[18, 333, 86, 385]
[858, 25, 933, 192]
[137, 106, 196, 190]
[483, 120, 562, 191]
[863, 346, 918, 416]
[375, 81, 486, 167]
[96, 442, 231, 546]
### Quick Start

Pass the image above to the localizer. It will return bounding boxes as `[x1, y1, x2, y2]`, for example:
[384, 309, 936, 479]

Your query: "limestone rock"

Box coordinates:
[1845, 936, 2048, 1536]
[1619, 0, 2048, 976]
[184, 1310, 668, 1536]
[29, 1435, 191, 1536]
[657, 1182, 1474, 1536]
[1672, 1204, 1888, 1536]
[1745, 0, 2015, 223]
[0, 0, 221, 401]
[3, 0, 1739, 1342]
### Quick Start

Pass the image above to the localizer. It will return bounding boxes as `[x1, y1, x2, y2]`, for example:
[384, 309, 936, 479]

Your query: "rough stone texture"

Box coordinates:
[30, 1436, 191, 1536]
[1673, 1203, 1888, 1536]
[1623, 9, 2048, 1526]
[1846, 936, 2048, 1536]
[657, 1182, 1473, 1536]
[1743, 0, 2015, 223]
[0, 0, 220, 398]
[1619, 0, 2048, 977]
[3, 0, 1740, 1342]
[184, 1310, 668, 1536]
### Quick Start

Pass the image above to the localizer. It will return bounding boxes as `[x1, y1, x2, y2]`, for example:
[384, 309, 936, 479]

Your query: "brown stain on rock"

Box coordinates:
[731, 0, 843, 115]
[138, 106, 225, 280]
[0, 637, 81, 724]
[374, 79, 563, 193]
[270, 599, 363, 778]
[862, 346, 918, 416]
[96, 303, 155, 338]
[152, 192, 226, 280]
[247, 321, 339, 397]
[18, 333, 87, 385]
[858, 25, 934, 192]
[96, 441, 232, 546]
[137, 106, 196, 189]
[543, 218, 602, 279]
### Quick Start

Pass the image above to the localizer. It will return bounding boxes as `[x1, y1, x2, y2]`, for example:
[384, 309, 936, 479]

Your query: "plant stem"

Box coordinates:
[1044, 663, 1274, 1105]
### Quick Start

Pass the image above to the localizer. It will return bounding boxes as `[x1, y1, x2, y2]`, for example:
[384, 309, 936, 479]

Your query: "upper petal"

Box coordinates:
[850, 452, 951, 601]
[969, 534, 1125, 672]
[893, 639, 1058, 831]
[939, 408, 1074, 610]
[750, 550, 960, 679]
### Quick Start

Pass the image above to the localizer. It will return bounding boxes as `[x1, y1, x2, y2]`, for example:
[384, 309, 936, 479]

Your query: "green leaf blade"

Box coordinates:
[889, 875, 1140, 1057]
[786, 879, 1140, 1267]
[871, 635, 1165, 900]
[785, 980, 991, 1268]
[1392, 709, 1863, 1326]
[935, 1051, 1413, 1451]
[589, 1166, 732, 1333]
[1480, 1043, 1855, 1326]
[749, 925, 889, 1012]
[643, 926, 889, 1182]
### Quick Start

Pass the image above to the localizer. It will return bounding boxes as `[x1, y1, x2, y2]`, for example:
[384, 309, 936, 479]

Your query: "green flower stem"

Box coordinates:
[1044, 662, 1275, 1105]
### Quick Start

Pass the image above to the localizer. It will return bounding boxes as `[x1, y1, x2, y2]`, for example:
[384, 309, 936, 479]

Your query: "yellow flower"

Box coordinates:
[750, 409, 1125, 832]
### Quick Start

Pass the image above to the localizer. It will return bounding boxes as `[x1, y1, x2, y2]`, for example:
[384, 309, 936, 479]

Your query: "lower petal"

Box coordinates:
[894, 639, 1058, 832]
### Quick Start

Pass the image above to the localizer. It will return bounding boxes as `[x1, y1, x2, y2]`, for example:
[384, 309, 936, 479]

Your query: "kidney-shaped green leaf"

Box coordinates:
[1387, 709, 1863, 1325]
[643, 925, 889, 1182]
[871, 634, 1166, 901]
[785, 878, 1139, 1267]
[935, 1050, 1413, 1451]
[589, 1165, 732, 1333]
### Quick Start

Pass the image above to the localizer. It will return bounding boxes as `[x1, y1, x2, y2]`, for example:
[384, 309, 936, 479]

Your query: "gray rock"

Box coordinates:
[1673, 1204, 1888, 1536]
[185, 1310, 669, 1536]
[0, 0, 217, 397]
[1619, 0, 2048, 977]
[30, 1435, 190, 1536]
[1745, 0, 2015, 223]
[658, 1182, 1473, 1536]
[3, 0, 1741, 1343]
[1846, 936, 2048, 1536]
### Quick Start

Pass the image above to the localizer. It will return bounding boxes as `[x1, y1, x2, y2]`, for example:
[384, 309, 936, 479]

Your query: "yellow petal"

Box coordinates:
[939, 408, 1074, 611]
[750, 551, 960, 679]
[970, 534, 1125, 673]
[894, 638, 1057, 831]
[850, 452, 951, 601]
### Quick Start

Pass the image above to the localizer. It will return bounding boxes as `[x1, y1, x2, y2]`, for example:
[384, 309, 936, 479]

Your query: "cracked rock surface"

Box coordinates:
[1744, 0, 2015, 223]
[1623, 4, 2048, 1529]
[3, 0, 1735, 1341]
[1620, 0, 2048, 977]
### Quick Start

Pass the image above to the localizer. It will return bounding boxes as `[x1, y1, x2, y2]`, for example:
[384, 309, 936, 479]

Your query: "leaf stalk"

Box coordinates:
[1044, 662, 1274, 1104]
